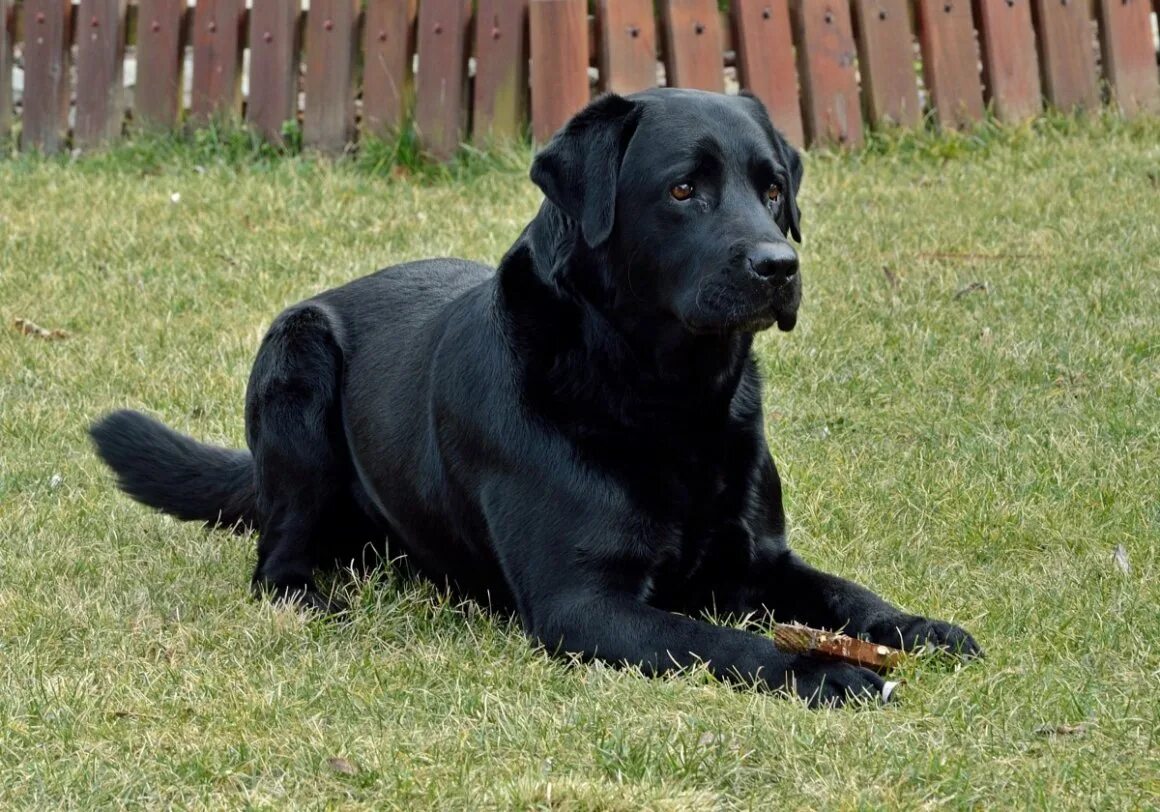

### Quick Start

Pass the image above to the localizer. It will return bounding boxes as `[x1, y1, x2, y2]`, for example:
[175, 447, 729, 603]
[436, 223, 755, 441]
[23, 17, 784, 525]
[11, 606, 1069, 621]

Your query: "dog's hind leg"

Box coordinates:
[244, 302, 354, 613]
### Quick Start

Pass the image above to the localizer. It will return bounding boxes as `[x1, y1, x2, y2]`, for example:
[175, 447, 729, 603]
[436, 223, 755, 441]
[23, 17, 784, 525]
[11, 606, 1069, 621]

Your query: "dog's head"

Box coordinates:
[531, 88, 803, 334]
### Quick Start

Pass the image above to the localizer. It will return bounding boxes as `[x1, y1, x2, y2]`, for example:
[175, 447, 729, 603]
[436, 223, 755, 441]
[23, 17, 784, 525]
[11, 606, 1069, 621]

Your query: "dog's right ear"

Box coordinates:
[530, 94, 640, 249]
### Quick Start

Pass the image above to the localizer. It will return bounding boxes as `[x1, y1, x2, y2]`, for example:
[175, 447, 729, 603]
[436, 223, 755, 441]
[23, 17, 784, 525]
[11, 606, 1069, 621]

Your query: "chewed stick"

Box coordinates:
[772, 622, 906, 673]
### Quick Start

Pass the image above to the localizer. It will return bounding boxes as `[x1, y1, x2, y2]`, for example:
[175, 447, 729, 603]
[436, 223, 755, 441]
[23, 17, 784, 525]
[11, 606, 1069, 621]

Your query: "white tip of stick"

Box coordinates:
[882, 681, 900, 703]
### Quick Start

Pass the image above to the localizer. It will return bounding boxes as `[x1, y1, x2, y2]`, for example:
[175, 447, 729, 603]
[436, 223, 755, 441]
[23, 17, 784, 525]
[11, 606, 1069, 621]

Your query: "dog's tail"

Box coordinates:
[89, 409, 257, 532]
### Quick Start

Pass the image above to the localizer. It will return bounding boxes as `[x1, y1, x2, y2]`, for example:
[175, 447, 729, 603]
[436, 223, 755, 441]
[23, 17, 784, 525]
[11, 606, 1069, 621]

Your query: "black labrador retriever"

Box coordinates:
[91, 89, 980, 706]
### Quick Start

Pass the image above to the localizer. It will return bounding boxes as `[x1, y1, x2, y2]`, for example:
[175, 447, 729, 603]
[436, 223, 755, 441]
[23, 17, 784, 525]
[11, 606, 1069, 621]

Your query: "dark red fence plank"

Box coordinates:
[303, 0, 358, 153]
[134, 0, 184, 130]
[0, 0, 11, 140]
[1096, 0, 1160, 117]
[662, 0, 724, 91]
[415, 0, 470, 158]
[363, 0, 415, 138]
[473, 0, 529, 142]
[598, 0, 657, 95]
[75, 0, 127, 148]
[975, 0, 1042, 123]
[530, 0, 588, 143]
[851, 0, 920, 128]
[731, 0, 804, 147]
[1030, 0, 1098, 112]
[247, 0, 299, 143]
[792, 1, 862, 148]
[22, 0, 72, 153]
[915, 0, 984, 129]
[191, 0, 244, 122]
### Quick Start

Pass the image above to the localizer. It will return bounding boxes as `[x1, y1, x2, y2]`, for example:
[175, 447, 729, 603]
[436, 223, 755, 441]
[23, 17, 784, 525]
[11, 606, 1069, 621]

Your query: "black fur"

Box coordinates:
[91, 89, 980, 706]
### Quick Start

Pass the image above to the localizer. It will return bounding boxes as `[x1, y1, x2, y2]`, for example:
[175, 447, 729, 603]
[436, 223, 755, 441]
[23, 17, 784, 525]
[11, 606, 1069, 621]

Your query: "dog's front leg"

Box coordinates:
[530, 590, 888, 707]
[749, 546, 983, 660]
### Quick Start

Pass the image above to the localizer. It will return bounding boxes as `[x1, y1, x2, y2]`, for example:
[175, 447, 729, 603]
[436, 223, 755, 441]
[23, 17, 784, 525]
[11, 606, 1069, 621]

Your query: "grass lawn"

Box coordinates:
[1, 116, 1158, 810]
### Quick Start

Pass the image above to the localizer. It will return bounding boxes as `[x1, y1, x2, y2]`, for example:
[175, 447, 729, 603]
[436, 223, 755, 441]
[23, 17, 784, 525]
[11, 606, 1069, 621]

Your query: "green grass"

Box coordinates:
[2, 115, 1159, 809]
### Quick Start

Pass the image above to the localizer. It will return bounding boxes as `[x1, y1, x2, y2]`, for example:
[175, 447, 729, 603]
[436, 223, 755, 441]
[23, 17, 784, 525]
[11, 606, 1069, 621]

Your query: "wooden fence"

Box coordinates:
[1, 1, 1158, 158]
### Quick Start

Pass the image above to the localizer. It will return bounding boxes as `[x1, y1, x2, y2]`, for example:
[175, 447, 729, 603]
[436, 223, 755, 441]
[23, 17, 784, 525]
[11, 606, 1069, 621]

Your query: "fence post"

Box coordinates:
[661, 0, 724, 92]
[1029, 0, 1099, 112]
[21, 0, 72, 153]
[791, 1, 863, 148]
[1095, 0, 1160, 117]
[731, 0, 803, 147]
[75, 0, 128, 148]
[915, 0, 984, 129]
[850, 0, 920, 129]
[135, 0, 185, 131]
[363, 0, 416, 140]
[598, 0, 657, 96]
[247, 0, 300, 144]
[473, 0, 530, 143]
[530, 0, 589, 144]
[0, 0, 11, 141]
[415, 0, 470, 159]
[974, 0, 1042, 124]
[191, 0, 245, 123]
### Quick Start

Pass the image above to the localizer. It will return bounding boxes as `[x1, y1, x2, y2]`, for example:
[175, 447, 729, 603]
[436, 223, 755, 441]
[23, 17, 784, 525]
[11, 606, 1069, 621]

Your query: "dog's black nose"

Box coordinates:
[748, 242, 798, 282]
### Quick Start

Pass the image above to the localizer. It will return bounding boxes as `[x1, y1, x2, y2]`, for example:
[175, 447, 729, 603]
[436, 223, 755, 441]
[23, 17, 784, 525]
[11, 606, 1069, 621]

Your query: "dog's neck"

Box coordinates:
[499, 206, 754, 432]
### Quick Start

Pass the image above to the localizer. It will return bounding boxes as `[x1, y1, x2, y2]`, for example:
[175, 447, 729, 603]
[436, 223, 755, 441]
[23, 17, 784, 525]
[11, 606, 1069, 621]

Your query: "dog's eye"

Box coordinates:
[766, 184, 782, 205]
[670, 183, 694, 202]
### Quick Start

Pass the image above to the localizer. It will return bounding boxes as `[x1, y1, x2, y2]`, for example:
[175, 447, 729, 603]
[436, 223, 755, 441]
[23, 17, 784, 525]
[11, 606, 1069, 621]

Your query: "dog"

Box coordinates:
[91, 89, 980, 706]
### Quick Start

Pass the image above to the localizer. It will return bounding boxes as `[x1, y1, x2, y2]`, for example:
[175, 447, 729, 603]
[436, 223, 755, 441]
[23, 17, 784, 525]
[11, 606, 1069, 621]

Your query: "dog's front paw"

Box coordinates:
[870, 615, 983, 661]
[783, 656, 891, 708]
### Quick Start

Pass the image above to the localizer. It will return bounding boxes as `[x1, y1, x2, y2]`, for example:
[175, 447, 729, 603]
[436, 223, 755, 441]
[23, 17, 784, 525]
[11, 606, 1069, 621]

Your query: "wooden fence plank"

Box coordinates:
[75, 0, 127, 148]
[731, 0, 804, 147]
[303, 0, 358, 153]
[791, 1, 862, 148]
[22, 0, 72, 153]
[363, 0, 415, 138]
[415, 0, 470, 158]
[247, 0, 300, 143]
[661, 0, 724, 91]
[598, 0, 657, 95]
[529, 0, 588, 143]
[473, 0, 529, 142]
[1096, 0, 1160, 117]
[1029, 0, 1098, 111]
[0, 0, 11, 140]
[974, 0, 1042, 123]
[915, 0, 984, 129]
[191, 0, 244, 122]
[134, 0, 184, 130]
[851, 0, 920, 128]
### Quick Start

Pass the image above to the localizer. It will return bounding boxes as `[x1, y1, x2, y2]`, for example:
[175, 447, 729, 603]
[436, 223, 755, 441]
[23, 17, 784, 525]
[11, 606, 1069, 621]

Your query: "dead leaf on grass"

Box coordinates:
[326, 757, 359, 776]
[13, 317, 69, 341]
[882, 266, 901, 292]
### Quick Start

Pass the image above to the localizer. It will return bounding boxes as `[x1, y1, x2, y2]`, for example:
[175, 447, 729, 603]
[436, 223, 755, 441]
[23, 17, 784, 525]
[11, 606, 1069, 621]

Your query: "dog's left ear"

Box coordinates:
[738, 91, 803, 243]
[530, 94, 640, 249]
